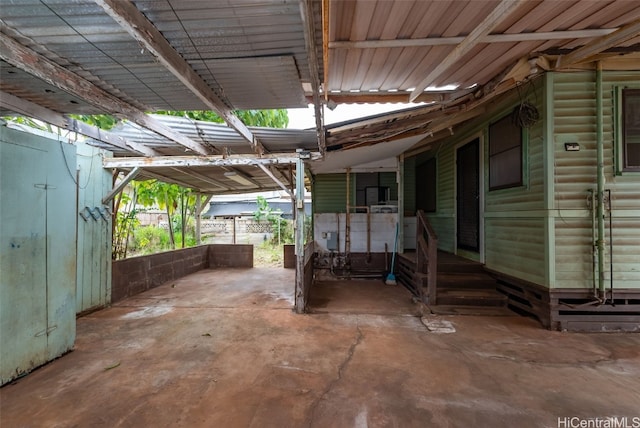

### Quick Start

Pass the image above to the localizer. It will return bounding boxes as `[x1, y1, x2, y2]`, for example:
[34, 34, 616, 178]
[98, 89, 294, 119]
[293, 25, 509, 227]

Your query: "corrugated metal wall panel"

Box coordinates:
[75, 143, 112, 314]
[553, 71, 640, 289]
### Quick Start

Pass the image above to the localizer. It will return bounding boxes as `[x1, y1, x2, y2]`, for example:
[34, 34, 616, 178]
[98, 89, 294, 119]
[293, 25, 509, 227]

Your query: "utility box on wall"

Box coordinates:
[0, 127, 77, 385]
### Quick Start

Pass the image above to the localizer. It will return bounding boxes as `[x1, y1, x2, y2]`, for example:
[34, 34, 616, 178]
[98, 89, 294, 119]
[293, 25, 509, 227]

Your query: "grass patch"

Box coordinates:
[254, 241, 284, 267]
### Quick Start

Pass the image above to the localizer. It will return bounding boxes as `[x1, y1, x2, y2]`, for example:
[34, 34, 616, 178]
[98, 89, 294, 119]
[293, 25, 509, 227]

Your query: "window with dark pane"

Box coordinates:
[623, 88, 640, 171]
[489, 114, 522, 190]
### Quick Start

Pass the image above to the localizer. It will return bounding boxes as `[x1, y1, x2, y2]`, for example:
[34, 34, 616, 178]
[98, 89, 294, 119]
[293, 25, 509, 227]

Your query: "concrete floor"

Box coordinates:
[2, 268, 639, 428]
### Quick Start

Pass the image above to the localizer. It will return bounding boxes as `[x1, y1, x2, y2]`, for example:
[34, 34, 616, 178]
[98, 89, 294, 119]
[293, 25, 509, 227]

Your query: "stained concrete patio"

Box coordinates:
[1, 267, 639, 427]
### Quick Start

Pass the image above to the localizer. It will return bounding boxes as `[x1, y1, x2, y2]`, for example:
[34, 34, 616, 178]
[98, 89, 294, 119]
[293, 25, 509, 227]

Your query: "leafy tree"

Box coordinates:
[154, 109, 289, 128]
[253, 196, 292, 245]
[68, 114, 118, 130]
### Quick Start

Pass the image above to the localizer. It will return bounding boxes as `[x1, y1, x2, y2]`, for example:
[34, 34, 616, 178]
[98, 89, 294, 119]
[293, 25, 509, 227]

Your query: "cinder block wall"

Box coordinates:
[112, 244, 253, 303]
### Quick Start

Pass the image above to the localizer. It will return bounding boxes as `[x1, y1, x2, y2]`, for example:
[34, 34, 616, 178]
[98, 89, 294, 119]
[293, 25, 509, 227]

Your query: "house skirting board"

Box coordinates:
[488, 269, 640, 332]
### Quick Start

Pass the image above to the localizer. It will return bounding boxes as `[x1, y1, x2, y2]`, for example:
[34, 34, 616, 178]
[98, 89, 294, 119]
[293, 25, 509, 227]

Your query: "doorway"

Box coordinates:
[456, 138, 480, 253]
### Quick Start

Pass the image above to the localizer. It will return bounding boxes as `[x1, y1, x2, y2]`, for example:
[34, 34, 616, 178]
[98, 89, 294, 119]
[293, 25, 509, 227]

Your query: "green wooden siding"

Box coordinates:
[313, 173, 350, 213]
[379, 172, 398, 202]
[75, 143, 112, 314]
[418, 77, 547, 279]
[553, 70, 640, 289]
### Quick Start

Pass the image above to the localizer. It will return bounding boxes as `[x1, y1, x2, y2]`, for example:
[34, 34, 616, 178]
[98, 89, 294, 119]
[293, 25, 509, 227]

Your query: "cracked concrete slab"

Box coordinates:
[1, 268, 639, 427]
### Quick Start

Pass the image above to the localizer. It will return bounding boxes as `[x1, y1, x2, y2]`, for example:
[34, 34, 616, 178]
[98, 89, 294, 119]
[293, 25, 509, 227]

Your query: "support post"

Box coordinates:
[397, 155, 405, 254]
[196, 193, 202, 245]
[596, 63, 606, 300]
[294, 154, 306, 313]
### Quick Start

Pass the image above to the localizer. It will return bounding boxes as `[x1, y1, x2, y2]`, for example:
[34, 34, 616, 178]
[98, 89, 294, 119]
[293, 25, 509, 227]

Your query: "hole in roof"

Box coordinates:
[425, 84, 459, 92]
[69, 100, 79, 104]
[44, 89, 55, 93]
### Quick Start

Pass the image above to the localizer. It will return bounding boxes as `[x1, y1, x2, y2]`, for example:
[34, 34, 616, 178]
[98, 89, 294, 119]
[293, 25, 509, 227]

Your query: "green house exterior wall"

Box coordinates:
[552, 70, 640, 289]
[410, 77, 547, 282]
[405, 71, 640, 290]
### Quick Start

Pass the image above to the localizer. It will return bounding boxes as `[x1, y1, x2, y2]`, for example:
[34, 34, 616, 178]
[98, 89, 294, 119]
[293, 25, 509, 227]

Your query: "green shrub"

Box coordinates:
[133, 226, 171, 254]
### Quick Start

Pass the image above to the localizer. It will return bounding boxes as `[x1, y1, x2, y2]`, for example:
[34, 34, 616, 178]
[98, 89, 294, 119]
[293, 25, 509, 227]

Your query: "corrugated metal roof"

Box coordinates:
[327, 0, 640, 96]
[88, 114, 317, 157]
[0, 0, 315, 113]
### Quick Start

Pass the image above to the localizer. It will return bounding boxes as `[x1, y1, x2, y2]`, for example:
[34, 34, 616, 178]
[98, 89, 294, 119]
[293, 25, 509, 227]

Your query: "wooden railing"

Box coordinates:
[416, 210, 438, 304]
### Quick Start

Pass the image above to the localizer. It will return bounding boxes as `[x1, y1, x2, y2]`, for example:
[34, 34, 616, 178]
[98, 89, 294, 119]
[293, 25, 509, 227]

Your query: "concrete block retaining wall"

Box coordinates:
[112, 244, 253, 303]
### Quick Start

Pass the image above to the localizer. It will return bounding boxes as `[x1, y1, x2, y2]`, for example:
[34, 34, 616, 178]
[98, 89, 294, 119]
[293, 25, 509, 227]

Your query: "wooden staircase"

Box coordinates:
[397, 211, 508, 313]
[398, 251, 509, 311]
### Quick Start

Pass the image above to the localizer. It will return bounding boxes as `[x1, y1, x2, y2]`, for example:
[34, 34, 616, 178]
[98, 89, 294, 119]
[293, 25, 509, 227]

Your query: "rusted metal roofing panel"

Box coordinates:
[87, 115, 317, 157]
[0, 0, 315, 114]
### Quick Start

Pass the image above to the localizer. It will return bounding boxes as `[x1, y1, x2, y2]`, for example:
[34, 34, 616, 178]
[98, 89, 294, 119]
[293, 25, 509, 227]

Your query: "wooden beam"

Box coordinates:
[299, 0, 326, 154]
[102, 167, 140, 204]
[197, 195, 213, 216]
[102, 154, 320, 169]
[409, 0, 528, 101]
[555, 18, 640, 68]
[0, 91, 159, 156]
[322, 0, 330, 102]
[95, 0, 265, 155]
[257, 163, 294, 198]
[0, 32, 211, 155]
[330, 28, 617, 50]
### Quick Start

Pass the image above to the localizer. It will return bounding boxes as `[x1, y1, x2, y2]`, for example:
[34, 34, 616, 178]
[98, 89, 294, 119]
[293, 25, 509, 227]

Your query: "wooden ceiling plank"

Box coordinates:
[95, 0, 266, 156]
[556, 18, 640, 68]
[409, 0, 529, 101]
[0, 32, 210, 156]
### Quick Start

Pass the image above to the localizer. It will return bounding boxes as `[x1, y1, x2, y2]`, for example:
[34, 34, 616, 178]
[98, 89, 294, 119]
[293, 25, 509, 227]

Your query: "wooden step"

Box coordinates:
[436, 289, 508, 307]
[438, 261, 485, 274]
[427, 305, 515, 316]
[437, 272, 498, 289]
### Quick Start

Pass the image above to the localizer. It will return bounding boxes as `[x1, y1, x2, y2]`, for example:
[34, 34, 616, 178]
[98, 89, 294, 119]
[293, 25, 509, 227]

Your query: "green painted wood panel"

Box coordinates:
[1, 126, 77, 385]
[313, 173, 351, 213]
[553, 70, 640, 289]
[75, 142, 112, 314]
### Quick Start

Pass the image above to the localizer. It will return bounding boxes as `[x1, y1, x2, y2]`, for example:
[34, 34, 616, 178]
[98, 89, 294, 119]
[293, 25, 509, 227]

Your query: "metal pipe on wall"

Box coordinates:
[345, 167, 351, 256]
[596, 62, 606, 301]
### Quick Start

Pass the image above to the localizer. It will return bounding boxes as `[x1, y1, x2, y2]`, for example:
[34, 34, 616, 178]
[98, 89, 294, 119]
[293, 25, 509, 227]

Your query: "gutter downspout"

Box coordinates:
[345, 167, 351, 256]
[596, 62, 606, 301]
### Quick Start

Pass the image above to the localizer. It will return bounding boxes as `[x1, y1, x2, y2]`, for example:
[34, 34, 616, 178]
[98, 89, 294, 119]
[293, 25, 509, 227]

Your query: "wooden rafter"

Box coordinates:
[257, 163, 294, 198]
[409, 0, 528, 102]
[0, 32, 211, 156]
[555, 18, 640, 69]
[95, 0, 266, 156]
[330, 28, 617, 50]
[0, 91, 159, 156]
[299, 0, 326, 154]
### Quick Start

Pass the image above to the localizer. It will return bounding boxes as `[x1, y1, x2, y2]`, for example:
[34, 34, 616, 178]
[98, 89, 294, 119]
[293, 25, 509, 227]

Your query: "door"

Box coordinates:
[1, 129, 77, 385]
[456, 139, 480, 252]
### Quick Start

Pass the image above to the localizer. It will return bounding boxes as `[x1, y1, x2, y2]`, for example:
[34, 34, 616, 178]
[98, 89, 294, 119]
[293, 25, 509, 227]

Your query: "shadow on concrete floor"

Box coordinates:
[2, 267, 639, 428]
